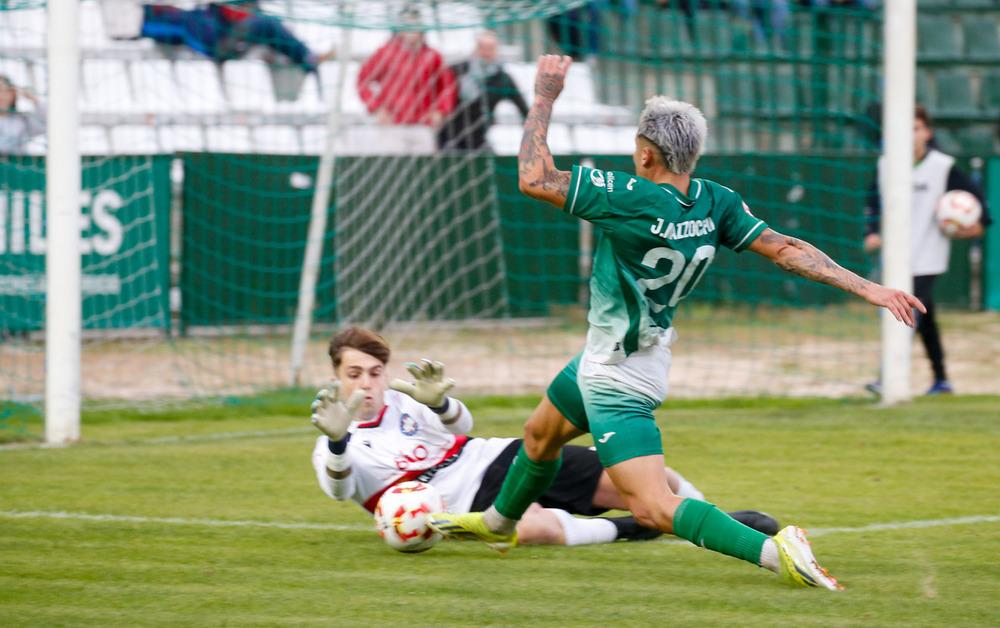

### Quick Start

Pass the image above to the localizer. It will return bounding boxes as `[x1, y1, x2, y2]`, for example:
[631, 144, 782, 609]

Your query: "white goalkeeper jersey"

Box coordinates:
[312, 389, 513, 515]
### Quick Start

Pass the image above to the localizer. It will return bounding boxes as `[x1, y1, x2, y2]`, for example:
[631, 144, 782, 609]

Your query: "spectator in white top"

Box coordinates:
[0, 76, 45, 155]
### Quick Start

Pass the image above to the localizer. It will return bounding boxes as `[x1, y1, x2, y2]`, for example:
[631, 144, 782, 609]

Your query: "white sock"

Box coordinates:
[673, 471, 705, 501]
[759, 538, 780, 573]
[483, 505, 518, 535]
[549, 508, 618, 546]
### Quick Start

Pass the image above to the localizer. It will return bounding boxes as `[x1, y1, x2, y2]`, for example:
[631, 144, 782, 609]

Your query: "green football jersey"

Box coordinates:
[566, 165, 768, 363]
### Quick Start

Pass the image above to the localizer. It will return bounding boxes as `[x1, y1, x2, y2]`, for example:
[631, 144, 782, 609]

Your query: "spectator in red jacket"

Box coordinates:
[357, 15, 456, 127]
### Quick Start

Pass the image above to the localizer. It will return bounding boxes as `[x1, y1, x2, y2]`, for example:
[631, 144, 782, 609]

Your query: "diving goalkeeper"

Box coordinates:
[309, 326, 779, 546]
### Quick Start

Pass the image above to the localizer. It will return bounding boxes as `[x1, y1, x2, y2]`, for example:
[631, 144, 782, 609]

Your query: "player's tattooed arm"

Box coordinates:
[748, 227, 924, 327]
[519, 100, 570, 208]
[750, 228, 871, 294]
[518, 55, 572, 209]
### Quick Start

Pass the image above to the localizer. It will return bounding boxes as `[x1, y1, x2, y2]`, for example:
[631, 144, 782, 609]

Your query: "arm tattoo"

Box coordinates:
[765, 230, 872, 296]
[518, 98, 570, 203]
[535, 75, 563, 101]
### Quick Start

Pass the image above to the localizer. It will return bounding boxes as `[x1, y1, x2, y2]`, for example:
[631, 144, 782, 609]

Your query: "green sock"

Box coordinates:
[672, 498, 767, 566]
[493, 445, 562, 521]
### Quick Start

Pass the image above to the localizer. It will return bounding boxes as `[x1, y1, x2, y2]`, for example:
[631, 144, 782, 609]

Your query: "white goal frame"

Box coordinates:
[40, 0, 919, 444]
[45, 0, 82, 444]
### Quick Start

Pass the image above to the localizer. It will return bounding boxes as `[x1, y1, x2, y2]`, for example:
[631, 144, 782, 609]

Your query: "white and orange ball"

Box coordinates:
[934, 190, 982, 236]
[374, 481, 445, 553]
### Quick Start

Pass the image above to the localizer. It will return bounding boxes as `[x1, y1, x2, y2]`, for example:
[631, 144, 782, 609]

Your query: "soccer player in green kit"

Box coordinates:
[429, 55, 925, 590]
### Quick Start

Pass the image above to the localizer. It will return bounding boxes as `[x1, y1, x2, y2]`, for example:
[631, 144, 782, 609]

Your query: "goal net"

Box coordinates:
[1, 1, 921, 441]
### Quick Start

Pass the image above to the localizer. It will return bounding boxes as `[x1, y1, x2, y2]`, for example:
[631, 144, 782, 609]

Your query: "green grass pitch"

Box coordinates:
[2, 395, 999, 626]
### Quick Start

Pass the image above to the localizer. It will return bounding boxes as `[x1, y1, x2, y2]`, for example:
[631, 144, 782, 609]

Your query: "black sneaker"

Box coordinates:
[727, 510, 780, 536]
[606, 516, 663, 542]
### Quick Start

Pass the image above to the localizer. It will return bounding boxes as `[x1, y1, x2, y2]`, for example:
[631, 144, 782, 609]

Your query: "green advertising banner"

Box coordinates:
[0, 155, 172, 333]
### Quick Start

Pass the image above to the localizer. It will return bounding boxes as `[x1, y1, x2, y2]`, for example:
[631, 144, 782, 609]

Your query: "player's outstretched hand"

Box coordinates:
[389, 359, 455, 409]
[310, 382, 365, 441]
[534, 54, 572, 102]
[863, 284, 927, 328]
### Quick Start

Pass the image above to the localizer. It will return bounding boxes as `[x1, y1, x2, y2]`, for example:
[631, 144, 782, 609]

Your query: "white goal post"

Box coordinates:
[880, 0, 916, 405]
[44, 0, 82, 444]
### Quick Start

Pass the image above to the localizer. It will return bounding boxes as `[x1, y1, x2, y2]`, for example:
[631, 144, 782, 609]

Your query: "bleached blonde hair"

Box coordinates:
[636, 96, 707, 175]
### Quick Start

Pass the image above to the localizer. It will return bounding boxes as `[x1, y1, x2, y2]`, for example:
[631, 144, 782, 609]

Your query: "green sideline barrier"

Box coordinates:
[179, 152, 985, 328]
[178, 154, 580, 328]
[1, 152, 985, 335]
[0, 155, 172, 333]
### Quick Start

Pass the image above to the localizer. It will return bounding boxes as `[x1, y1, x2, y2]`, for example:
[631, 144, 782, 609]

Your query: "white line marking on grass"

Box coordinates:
[138, 426, 313, 444]
[807, 514, 1000, 536]
[0, 510, 372, 532]
[0, 511, 996, 537]
[0, 427, 314, 451]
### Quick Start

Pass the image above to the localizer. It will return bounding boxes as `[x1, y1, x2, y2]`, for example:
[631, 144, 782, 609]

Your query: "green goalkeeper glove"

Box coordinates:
[389, 359, 455, 409]
[310, 382, 366, 442]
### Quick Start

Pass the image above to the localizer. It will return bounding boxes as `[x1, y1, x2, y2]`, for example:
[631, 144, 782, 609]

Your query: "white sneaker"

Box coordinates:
[774, 525, 845, 590]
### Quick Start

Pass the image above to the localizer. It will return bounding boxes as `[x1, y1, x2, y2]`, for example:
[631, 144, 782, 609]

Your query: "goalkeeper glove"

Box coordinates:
[310, 382, 366, 442]
[389, 359, 455, 410]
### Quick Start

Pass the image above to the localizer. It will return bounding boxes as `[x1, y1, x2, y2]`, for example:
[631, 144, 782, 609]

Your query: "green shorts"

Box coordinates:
[547, 352, 664, 468]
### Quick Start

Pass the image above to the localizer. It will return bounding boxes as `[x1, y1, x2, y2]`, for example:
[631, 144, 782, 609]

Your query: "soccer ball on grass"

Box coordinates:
[934, 190, 982, 236]
[374, 481, 445, 553]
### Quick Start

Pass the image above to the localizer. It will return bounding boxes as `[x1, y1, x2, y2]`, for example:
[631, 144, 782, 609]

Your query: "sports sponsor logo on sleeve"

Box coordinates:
[590, 169, 606, 188]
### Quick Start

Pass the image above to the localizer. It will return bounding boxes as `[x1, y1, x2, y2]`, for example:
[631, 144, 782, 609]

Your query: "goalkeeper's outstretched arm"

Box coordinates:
[518, 54, 572, 210]
[389, 359, 473, 435]
[310, 384, 365, 500]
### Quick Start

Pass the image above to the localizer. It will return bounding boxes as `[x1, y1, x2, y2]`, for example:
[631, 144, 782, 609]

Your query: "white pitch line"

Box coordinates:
[807, 514, 1000, 536]
[0, 510, 997, 537]
[0, 510, 372, 532]
[0, 426, 315, 451]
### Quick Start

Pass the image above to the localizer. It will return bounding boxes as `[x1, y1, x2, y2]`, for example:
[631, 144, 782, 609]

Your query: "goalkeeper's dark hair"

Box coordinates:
[329, 326, 391, 368]
[636, 95, 706, 175]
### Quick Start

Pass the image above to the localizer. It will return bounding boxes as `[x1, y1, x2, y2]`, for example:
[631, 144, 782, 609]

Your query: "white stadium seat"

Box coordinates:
[547, 122, 574, 155]
[79, 126, 112, 156]
[23, 134, 47, 156]
[339, 125, 435, 156]
[159, 125, 206, 153]
[562, 63, 598, 105]
[130, 59, 188, 114]
[487, 122, 573, 156]
[486, 124, 522, 156]
[317, 61, 367, 118]
[492, 100, 523, 125]
[572, 125, 637, 156]
[0, 7, 46, 48]
[300, 125, 331, 155]
[0, 59, 33, 93]
[205, 125, 254, 153]
[253, 125, 302, 154]
[504, 62, 536, 105]
[222, 60, 277, 112]
[81, 59, 134, 114]
[111, 124, 162, 154]
[174, 60, 226, 114]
